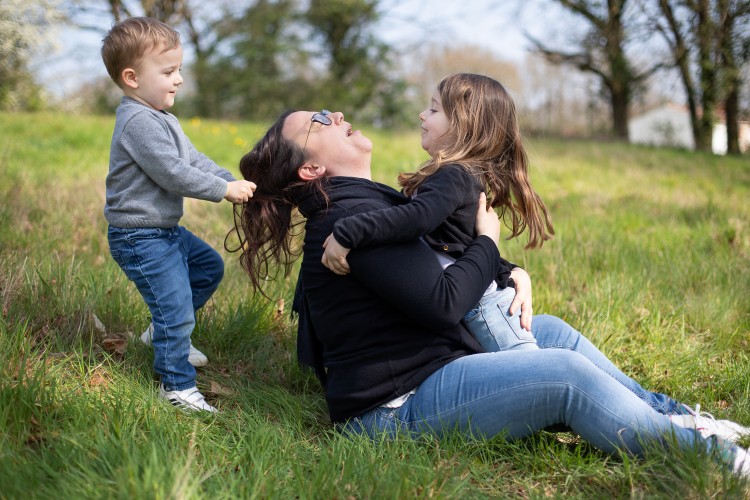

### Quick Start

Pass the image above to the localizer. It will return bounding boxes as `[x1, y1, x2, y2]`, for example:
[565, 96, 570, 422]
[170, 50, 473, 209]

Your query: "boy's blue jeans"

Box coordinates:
[340, 315, 695, 455]
[108, 225, 224, 391]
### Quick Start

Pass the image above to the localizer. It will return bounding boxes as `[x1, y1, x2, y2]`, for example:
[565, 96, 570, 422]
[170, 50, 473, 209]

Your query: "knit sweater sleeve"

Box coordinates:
[332, 166, 471, 249]
[119, 110, 228, 202]
[348, 235, 502, 329]
[186, 139, 236, 182]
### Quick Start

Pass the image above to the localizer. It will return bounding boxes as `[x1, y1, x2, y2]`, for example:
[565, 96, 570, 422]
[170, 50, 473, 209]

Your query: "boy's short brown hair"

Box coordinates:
[101, 16, 181, 88]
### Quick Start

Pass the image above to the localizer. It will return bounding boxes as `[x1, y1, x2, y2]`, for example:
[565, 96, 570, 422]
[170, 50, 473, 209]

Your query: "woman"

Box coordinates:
[233, 108, 750, 477]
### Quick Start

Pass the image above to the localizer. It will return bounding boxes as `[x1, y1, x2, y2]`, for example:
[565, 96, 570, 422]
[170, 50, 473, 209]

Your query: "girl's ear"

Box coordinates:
[121, 68, 138, 89]
[297, 162, 327, 181]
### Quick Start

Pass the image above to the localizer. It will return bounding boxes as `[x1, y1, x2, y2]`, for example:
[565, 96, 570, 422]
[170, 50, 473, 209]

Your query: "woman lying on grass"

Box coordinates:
[232, 105, 750, 479]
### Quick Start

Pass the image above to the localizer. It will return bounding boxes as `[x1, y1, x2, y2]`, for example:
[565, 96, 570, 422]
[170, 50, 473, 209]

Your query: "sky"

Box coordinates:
[34, 0, 553, 99]
[376, 0, 536, 62]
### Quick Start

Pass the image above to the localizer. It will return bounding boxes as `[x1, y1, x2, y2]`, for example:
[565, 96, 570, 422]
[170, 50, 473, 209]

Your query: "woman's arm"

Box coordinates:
[347, 193, 502, 329]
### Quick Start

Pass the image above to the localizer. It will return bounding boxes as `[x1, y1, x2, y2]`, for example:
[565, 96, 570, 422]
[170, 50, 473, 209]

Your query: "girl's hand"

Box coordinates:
[322, 234, 351, 275]
[508, 267, 533, 331]
[475, 192, 500, 243]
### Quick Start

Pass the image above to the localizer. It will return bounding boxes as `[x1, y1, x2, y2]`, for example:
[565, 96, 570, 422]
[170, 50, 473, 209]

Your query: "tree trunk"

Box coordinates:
[610, 83, 629, 140]
[607, 0, 630, 141]
[695, 0, 716, 152]
[530, 0, 643, 142]
[725, 87, 740, 155]
[717, 0, 741, 155]
[658, 0, 728, 153]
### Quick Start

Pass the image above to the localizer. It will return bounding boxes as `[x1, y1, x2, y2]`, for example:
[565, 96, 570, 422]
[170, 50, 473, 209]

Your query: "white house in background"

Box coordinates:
[628, 103, 750, 155]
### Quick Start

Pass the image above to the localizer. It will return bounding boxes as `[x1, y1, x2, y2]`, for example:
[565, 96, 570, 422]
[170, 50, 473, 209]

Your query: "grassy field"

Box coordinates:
[0, 111, 748, 498]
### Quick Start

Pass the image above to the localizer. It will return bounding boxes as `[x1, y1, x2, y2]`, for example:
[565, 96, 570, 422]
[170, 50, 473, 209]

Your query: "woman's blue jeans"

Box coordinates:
[108, 225, 224, 391]
[340, 315, 701, 456]
[531, 315, 684, 415]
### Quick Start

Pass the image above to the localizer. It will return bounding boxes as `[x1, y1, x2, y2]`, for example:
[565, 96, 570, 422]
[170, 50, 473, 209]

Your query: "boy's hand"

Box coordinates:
[225, 180, 257, 203]
[322, 234, 351, 275]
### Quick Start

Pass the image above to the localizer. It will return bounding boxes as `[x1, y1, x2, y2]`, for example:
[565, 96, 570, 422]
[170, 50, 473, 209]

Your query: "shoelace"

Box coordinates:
[685, 403, 718, 420]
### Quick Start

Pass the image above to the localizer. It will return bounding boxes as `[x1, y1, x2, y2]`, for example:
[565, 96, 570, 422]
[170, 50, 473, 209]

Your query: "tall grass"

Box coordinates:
[0, 112, 748, 498]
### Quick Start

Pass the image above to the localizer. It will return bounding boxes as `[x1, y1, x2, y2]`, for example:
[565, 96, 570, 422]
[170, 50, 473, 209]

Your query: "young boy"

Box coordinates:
[101, 17, 256, 412]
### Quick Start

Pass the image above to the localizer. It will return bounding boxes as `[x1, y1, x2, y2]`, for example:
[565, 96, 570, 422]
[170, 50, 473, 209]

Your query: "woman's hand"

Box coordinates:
[475, 192, 500, 243]
[508, 267, 533, 331]
[322, 234, 351, 275]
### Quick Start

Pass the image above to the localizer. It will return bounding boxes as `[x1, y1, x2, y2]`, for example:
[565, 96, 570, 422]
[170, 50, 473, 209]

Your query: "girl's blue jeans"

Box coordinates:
[463, 286, 538, 351]
[108, 225, 224, 391]
[340, 315, 701, 456]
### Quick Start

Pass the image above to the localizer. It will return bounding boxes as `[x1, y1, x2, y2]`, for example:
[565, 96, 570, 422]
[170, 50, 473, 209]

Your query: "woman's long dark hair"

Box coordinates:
[227, 110, 326, 297]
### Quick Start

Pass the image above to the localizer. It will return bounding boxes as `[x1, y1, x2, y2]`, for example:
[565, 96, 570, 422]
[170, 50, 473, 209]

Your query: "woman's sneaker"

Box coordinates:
[140, 324, 209, 367]
[670, 404, 750, 443]
[733, 446, 750, 479]
[159, 385, 217, 413]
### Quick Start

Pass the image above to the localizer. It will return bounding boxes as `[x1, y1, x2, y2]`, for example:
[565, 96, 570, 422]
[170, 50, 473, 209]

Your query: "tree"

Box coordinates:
[653, 0, 750, 154]
[653, 1, 701, 148]
[0, 0, 64, 110]
[64, 0, 409, 125]
[716, 0, 750, 155]
[196, 0, 305, 119]
[655, 0, 716, 151]
[403, 44, 523, 112]
[67, 0, 201, 37]
[66, 0, 215, 113]
[304, 0, 408, 126]
[519, 53, 610, 137]
[528, 0, 660, 141]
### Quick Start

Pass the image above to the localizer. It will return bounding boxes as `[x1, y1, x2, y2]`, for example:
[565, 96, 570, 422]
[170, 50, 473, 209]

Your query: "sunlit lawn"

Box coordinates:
[0, 111, 748, 498]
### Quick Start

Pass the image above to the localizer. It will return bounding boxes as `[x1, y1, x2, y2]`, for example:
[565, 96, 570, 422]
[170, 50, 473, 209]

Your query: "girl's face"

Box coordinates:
[418, 89, 450, 156]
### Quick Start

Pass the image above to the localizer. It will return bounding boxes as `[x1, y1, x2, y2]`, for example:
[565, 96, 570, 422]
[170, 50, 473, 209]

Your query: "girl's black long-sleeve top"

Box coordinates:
[295, 177, 502, 422]
[331, 164, 517, 289]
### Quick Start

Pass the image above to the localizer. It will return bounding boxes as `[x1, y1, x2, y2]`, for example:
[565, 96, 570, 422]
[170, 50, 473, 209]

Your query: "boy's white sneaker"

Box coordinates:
[159, 384, 217, 413]
[140, 324, 209, 367]
[670, 404, 750, 443]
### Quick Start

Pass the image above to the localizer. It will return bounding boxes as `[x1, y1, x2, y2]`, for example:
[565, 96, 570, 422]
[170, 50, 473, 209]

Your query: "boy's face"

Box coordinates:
[122, 43, 184, 111]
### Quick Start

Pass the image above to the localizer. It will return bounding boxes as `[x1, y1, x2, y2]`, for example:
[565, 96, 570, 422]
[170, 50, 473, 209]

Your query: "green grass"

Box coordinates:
[0, 111, 748, 498]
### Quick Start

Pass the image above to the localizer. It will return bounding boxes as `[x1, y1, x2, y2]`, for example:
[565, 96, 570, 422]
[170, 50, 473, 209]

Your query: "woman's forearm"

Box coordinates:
[349, 236, 501, 329]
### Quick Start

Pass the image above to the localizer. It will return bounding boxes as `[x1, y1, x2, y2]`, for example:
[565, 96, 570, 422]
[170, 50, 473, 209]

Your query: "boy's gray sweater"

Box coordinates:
[104, 97, 235, 228]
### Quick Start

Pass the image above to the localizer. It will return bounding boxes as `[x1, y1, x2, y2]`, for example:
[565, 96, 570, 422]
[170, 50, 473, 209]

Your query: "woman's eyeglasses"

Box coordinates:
[303, 110, 332, 150]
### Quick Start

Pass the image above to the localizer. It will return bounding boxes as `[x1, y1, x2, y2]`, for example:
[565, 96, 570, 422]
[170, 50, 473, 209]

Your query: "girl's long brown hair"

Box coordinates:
[227, 110, 326, 296]
[400, 73, 554, 249]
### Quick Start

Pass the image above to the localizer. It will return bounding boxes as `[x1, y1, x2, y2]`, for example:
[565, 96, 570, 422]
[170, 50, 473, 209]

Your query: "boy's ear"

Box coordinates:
[121, 68, 138, 89]
[297, 162, 326, 181]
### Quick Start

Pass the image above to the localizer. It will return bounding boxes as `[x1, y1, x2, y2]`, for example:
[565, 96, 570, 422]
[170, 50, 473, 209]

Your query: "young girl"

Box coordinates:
[322, 73, 554, 353]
